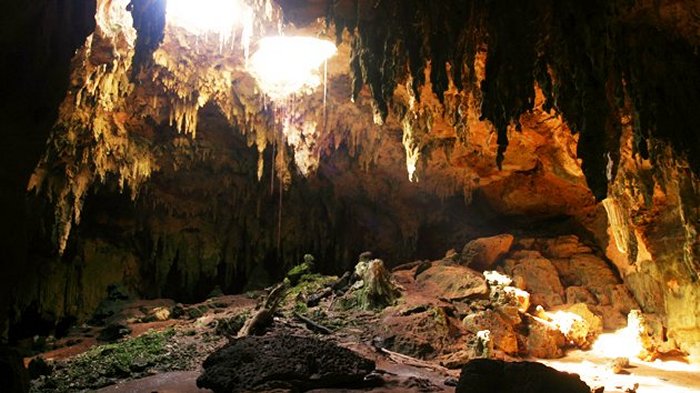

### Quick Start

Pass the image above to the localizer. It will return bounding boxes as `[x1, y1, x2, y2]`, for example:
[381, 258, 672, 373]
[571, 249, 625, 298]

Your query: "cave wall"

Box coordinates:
[599, 120, 700, 357]
[2, 0, 699, 359]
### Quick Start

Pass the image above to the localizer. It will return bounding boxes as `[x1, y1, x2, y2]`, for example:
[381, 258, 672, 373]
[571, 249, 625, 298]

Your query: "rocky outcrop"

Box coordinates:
[197, 334, 375, 392]
[416, 263, 488, 301]
[503, 251, 566, 308]
[596, 118, 700, 357]
[462, 310, 519, 355]
[461, 234, 515, 271]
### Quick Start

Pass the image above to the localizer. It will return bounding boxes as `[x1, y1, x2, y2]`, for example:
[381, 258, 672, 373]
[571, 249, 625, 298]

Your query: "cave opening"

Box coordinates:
[1, 0, 700, 392]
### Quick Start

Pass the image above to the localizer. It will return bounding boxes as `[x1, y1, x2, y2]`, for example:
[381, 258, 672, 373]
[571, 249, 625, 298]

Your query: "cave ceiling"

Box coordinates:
[24, 0, 700, 268]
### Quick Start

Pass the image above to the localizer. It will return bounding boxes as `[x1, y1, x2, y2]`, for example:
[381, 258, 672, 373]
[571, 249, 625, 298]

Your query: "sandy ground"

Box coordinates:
[543, 344, 700, 393]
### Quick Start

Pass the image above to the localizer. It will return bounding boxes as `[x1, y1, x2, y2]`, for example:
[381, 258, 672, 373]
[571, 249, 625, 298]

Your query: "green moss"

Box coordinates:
[293, 301, 309, 315]
[31, 329, 187, 393]
[286, 262, 313, 285]
[284, 273, 336, 305]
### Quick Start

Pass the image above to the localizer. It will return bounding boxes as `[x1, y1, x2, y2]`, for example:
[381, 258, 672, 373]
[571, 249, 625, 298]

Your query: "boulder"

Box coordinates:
[380, 306, 455, 359]
[547, 303, 603, 349]
[463, 310, 519, 355]
[416, 263, 488, 301]
[610, 284, 639, 314]
[565, 286, 597, 305]
[608, 357, 630, 374]
[504, 286, 530, 313]
[455, 359, 590, 393]
[460, 234, 515, 271]
[147, 306, 171, 322]
[197, 334, 375, 392]
[538, 235, 593, 259]
[552, 254, 619, 298]
[504, 254, 564, 308]
[524, 316, 566, 358]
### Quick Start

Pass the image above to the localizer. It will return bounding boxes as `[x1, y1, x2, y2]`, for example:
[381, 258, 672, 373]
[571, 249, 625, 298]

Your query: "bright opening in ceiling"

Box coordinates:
[248, 36, 337, 101]
[166, 0, 252, 43]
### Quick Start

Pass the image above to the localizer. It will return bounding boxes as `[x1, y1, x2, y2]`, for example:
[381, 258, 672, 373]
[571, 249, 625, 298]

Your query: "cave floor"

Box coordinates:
[29, 295, 700, 393]
[26, 235, 700, 393]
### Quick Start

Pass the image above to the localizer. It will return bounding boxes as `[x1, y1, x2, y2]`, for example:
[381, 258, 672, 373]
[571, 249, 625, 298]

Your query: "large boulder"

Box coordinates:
[551, 254, 619, 301]
[547, 303, 603, 349]
[463, 310, 519, 355]
[381, 305, 455, 359]
[460, 234, 515, 271]
[197, 334, 375, 392]
[416, 263, 488, 301]
[537, 235, 593, 259]
[503, 252, 565, 308]
[456, 359, 590, 393]
[524, 316, 566, 358]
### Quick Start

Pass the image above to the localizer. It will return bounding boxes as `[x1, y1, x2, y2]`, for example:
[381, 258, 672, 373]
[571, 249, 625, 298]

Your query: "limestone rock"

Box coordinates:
[460, 234, 515, 271]
[552, 254, 619, 301]
[416, 263, 488, 301]
[483, 270, 513, 287]
[381, 306, 454, 359]
[565, 286, 597, 305]
[504, 253, 564, 308]
[98, 323, 132, 342]
[548, 303, 603, 349]
[610, 284, 639, 314]
[504, 286, 530, 313]
[592, 305, 629, 330]
[148, 307, 171, 322]
[538, 235, 593, 259]
[456, 359, 590, 393]
[463, 310, 519, 355]
[608, 357, 630, 374]
[524, 316, 566, 358]
[627, 310, 678, 361]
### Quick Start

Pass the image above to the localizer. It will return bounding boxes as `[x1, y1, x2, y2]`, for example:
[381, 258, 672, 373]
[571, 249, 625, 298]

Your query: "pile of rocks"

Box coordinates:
[380, 234, 644, 365]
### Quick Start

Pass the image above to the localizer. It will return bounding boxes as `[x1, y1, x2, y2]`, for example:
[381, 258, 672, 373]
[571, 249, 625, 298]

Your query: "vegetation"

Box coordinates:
[31, 329, 196, 393]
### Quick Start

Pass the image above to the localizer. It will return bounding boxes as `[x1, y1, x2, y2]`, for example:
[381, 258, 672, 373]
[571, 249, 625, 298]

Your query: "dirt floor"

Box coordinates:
[24, 238, 700, 393]
[28, 295, 700, 393]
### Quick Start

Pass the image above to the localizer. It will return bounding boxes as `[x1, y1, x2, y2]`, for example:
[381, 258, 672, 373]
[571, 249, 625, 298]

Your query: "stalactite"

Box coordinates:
[168, 96, 202, 137]
[602, 198, 630, 255]
[401, 115, 422, 183]
[329, 0, 700, 199]
[28, 0, 162, 254]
